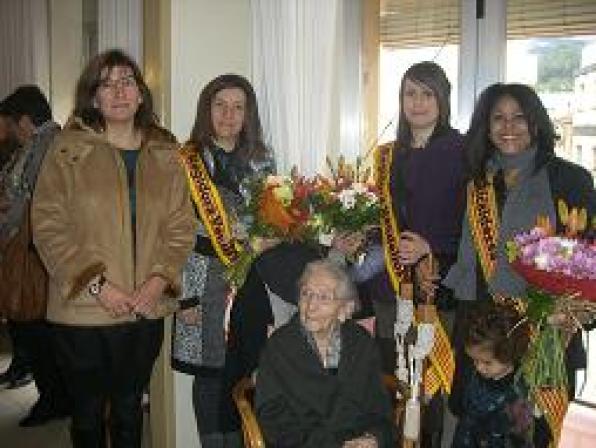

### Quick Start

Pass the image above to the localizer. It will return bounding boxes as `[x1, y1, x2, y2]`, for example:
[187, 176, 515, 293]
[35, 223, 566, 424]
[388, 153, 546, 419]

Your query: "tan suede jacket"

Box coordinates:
[31, 119, 197, 326]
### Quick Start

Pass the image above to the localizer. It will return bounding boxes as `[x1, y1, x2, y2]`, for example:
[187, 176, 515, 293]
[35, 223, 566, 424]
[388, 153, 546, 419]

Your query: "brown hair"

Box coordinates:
[464, 300, 530, 365]
[396, 61, 452, 148]
[73, 49, 156, 131]
[188, 74, 268, 164]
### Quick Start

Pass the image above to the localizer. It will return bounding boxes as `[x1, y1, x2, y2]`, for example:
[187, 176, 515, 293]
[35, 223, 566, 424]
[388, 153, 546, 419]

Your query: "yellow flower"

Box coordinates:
[273, 183, 293, 206]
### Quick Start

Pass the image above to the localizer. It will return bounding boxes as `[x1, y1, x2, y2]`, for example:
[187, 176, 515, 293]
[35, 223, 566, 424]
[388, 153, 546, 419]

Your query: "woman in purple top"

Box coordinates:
[368, 61, 465, 448]
[390, 62, 465, 290]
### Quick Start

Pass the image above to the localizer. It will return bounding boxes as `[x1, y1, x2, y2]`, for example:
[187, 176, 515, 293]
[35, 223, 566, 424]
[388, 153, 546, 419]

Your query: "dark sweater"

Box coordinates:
[255, 316, 395, 447]
[391, 128, 465, 261]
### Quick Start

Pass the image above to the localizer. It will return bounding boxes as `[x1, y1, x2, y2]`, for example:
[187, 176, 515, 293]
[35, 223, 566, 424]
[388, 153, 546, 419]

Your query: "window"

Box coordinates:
[506, 0, 596, 175]
[576, 145, 583, 163]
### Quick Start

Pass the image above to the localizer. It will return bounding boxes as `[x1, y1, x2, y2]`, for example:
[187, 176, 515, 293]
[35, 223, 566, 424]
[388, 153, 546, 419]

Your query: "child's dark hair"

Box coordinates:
[464, 300, 530, 365]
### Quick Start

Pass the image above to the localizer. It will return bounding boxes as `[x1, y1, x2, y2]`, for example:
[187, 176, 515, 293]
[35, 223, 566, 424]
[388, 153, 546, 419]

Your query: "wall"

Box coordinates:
[170, 0, 251, 142]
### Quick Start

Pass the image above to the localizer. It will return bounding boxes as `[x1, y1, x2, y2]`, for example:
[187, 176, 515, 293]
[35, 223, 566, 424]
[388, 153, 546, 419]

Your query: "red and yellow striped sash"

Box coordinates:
[473, 185, 568, 444]
[375, 143, 406, 290]
[535, 387, 568, 447]
[467, 176, 500, 281]
[179, 143, 244, 267]
[375, 143, 454, 395]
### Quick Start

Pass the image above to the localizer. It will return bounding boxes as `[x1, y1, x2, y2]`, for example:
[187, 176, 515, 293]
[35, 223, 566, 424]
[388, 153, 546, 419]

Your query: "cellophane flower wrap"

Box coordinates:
[225, 173, 318, 287]
[506, 204, 596, 394]
[309, 156, 380, 244]
[244, 173, 317, 240]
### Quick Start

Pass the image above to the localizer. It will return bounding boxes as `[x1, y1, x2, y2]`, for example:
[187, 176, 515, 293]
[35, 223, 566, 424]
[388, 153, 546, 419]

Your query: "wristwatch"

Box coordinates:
[88, 274, 107, 297]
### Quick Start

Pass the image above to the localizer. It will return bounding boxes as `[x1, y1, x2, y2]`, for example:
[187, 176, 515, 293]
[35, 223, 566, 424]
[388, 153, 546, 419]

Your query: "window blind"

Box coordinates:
[508, 0, 596, 39]
[380, 0, 460, 49]
[380, 0, 596, 49]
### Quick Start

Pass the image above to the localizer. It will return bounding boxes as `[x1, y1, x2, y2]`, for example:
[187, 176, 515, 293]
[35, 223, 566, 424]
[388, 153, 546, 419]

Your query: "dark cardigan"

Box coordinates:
[255, 316, 395, 448]
[545, 155, 595, 233]
[391, 127, 466, 277]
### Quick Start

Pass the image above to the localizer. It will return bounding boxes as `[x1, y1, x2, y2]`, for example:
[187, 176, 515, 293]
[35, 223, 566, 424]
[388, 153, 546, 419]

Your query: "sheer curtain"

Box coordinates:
[0, 0, 49, 99]
[98, 0, 143, 64]
[250, 0, 342, 175]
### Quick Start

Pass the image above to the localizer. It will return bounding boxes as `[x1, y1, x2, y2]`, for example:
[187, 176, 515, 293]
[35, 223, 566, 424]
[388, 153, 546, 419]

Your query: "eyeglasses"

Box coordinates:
[299, 288, 336, 304]
[98, 75, 137, 91]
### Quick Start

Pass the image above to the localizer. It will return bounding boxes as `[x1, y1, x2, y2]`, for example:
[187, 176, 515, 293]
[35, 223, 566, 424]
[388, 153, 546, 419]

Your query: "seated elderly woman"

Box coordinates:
[255, 260, 395, 448]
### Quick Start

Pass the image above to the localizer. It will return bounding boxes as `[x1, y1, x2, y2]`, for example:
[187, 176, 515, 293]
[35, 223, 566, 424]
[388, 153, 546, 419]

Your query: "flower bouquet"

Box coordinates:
[506, 203, 596, 393]
[310, 156, 380, 244]
[243, 173, 317, 240]
[226, 173, 318, 287]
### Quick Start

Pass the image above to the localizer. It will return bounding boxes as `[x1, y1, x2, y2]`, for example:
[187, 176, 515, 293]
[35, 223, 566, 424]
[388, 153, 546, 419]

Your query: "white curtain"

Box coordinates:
[251, 0, 342, 175]
[339, 0, 363, 162]
[0, 0, 50, 99]
[98, 0, 143, 64]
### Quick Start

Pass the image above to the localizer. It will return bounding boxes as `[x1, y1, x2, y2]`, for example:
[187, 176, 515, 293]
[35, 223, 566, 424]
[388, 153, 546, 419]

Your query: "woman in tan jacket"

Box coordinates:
[31, 49, 196, 448]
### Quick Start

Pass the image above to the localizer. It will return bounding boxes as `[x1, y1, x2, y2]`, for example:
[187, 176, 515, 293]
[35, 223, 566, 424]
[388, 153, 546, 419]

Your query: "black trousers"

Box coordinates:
[53, 319, 163, 448]
[6, 319, 32, 374]
[16, 320, 69, 411]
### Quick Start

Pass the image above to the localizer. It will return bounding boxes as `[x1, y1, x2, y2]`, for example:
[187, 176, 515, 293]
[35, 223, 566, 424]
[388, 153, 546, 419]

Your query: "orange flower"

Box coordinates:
[258, 186, 296, 234]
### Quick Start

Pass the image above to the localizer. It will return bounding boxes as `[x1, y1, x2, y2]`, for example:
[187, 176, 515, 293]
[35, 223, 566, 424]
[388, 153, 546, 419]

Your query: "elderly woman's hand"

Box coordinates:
[397, 231, 431, 265]
[343, 433, 378, 448]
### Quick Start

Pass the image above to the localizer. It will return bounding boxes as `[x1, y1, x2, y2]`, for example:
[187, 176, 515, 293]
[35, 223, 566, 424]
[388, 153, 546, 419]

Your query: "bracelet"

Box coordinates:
[88, 274, 106, 297]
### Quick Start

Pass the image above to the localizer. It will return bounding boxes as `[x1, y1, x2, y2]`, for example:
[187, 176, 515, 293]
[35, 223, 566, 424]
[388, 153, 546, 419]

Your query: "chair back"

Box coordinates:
[232, 377, 266, 448]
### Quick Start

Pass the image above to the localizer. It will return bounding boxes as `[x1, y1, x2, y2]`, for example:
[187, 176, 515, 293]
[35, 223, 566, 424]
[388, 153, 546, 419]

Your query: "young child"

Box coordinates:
[449, 301, 550, 447]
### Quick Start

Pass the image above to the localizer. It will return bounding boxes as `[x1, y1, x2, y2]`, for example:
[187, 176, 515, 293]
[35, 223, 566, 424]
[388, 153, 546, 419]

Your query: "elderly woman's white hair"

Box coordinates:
[297, 259, 360, 314]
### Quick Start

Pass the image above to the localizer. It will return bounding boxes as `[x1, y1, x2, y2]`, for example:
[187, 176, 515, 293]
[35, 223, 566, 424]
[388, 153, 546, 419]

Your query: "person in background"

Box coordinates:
[31, 49, 196, 447]
[450, 300, 550, 447]
[444, 83, 594, 397]
[175, 73, 275, 447]
[0, 112, 19, 168]
[0, 86, 69, 426]
[255, 259, 395, 448]
[0, 99, 33, 392]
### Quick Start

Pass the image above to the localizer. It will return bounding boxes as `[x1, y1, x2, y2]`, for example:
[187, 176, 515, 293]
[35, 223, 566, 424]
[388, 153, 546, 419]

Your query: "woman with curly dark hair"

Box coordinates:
[446, 83, 594, 302]
[445, 83, 595, 413]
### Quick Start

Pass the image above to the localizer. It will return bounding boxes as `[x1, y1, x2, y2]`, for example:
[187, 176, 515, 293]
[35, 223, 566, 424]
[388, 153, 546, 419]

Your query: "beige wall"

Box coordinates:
[170, 0, 250, 141]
